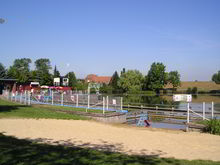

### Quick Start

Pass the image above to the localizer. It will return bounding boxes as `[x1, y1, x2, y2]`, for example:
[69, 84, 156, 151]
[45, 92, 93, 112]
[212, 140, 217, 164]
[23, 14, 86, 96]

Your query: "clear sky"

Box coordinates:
[0, 0, 220, 81]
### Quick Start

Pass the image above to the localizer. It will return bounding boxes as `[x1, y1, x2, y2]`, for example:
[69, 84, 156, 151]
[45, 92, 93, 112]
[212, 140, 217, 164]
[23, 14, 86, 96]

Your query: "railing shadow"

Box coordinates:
[0, 105, 27, 112]
[0, 133, 192, 165]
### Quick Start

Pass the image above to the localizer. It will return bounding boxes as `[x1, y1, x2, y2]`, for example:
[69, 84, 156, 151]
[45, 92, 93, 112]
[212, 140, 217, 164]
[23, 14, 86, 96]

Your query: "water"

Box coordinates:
[150, 122, 186, 130]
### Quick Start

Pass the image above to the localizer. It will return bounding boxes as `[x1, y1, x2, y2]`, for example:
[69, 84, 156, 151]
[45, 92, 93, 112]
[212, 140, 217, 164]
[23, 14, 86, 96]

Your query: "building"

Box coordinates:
[53, 77, 69, 87]
[85, 74, 111, 84]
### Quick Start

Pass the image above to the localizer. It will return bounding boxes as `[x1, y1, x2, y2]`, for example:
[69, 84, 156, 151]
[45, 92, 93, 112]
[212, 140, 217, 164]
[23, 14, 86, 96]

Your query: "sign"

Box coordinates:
[173, 94, 192, 102]
[112, 99, 116, 105]
[71, 96, 75, 102]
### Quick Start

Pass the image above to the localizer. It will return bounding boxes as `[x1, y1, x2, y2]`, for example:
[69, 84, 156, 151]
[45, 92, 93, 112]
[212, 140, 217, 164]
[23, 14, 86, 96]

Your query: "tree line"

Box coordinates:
[101, 62, 181, 94]
[1, 58, 219, 94]
[0, 58, 79, 89]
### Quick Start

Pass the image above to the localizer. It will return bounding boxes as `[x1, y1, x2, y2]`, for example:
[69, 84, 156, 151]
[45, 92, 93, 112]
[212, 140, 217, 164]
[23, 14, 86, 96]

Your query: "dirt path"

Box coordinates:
[0, 118, 220, 161]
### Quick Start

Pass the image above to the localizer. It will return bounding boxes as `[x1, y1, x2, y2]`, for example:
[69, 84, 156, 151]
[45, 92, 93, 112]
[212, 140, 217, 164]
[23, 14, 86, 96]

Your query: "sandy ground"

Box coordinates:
[0, 118, 220, 161]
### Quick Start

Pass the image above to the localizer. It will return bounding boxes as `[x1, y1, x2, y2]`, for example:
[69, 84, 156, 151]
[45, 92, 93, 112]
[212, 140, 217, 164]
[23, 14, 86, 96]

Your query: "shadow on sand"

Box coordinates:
[0, 133, 218, 165]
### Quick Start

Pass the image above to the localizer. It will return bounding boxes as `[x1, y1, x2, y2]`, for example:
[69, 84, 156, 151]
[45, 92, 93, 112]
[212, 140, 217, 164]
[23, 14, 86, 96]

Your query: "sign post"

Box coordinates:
[173, 94, 192, 132]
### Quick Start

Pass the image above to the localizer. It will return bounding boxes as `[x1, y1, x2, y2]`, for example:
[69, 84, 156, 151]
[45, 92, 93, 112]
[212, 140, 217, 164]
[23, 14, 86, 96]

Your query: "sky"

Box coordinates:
[0, 0, 220, 81]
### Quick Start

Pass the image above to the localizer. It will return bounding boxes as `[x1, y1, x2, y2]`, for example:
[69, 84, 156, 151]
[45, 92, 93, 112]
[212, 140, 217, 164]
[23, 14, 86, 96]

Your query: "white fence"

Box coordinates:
[2, 90, 127, 113]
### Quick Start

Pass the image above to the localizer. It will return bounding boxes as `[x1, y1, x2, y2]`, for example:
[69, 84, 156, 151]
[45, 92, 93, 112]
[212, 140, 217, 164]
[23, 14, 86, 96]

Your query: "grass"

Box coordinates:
[0, 133, 219, 165]
[1, 99, 220, 164]
[0, 99, 87, 120]
[165, 81, 220, 92]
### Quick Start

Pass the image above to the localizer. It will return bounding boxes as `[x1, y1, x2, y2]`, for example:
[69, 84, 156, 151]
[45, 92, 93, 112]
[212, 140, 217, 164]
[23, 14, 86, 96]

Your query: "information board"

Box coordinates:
[173, 94, 192, 102]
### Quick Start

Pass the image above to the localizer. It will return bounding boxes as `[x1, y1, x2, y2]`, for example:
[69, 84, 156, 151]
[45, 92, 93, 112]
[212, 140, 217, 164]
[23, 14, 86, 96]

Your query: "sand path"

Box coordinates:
[0, 118, 220, 161]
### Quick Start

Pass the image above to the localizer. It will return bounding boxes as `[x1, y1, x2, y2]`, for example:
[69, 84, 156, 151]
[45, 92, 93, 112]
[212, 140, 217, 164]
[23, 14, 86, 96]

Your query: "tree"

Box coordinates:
[212, 71, 220, 84]
[118, 70, 144, 93]
[34, 58, 53, 85]
[147, 62, 168, 92]
[109, 71, 120, 93]
[0, 63, 6, 78]
[121, 68, 126, 76]
[53, 65, 60, 78]
[7, 58, 32, 83]
[65, 72, 77, 88]
[168, 71, 181, 89]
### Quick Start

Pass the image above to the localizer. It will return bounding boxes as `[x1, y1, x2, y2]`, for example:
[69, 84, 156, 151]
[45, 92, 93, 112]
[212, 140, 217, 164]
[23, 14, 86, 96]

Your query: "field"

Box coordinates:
[165, 81, 220, 92]
[1, 98, 220, 165]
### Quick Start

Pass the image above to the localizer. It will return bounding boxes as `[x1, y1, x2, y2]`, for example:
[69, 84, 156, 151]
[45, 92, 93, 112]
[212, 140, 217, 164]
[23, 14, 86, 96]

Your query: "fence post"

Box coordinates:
[88, 94, 90, 108]
[20, 92, 22, 104]
[7, 91, 10, 100]
[28, 91, 31, 105]
[76, 94, 78, 107]
[15, 91, 18, 102]
[106, 96, 109, 110]
[121, 97, 123, 110]
[11, 92, 13, 101]
[186, 103, 190, 132]
[61, 93, 63, 106]
[203, 102, 205, 120]
[24, 91, 27, 105]
[211, 102, 214, 119]
[103, 97, 105, 114]
[51, 90, 53, 105]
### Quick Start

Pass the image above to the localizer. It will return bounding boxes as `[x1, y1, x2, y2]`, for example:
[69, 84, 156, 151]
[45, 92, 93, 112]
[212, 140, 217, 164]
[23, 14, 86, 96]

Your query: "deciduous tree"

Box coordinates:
[168, 71, 181, 89]
[118, 70, 144, 93]
[147, 62, 168, 92]
[212, 71, 220, 84]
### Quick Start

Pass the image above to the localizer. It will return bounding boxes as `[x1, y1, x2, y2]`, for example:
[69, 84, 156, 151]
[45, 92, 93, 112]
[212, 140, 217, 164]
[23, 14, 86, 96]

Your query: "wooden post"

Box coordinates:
[203, 102, 205, 120]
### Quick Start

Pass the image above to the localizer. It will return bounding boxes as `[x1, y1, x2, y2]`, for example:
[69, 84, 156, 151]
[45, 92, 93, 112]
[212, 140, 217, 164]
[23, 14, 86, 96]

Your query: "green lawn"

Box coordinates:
[0, 99, 87, 120]
[1, 98, 220, 164]
[0, 133, 219, 165]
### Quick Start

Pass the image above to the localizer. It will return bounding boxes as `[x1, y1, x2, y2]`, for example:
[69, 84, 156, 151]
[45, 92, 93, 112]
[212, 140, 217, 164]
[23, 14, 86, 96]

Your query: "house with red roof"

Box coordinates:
[85, 74, 111, 84]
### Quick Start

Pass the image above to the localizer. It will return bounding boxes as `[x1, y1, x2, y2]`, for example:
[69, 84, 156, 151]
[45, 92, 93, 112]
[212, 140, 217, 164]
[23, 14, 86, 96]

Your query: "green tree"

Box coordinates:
[53, 65, 60, 78]
[147, 62, 168, 92]
[120, 68, 126, 76]
[109, 71, 120, 93]
[34, 58, 53, 85]
[118, 70, 144, 93]
[75, 81, 88, 91]
[65, 72, 77, 89]
[212, 71, 220, 84]
[99, 84, 113, 94]
[0, 63, 7, 78]
[7, 58, 32, 83]
[168, 71, 181, 89]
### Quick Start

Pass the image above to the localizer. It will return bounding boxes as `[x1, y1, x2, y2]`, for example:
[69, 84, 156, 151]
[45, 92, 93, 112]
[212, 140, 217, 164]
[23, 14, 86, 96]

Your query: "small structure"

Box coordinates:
[54, 77, 69, 87]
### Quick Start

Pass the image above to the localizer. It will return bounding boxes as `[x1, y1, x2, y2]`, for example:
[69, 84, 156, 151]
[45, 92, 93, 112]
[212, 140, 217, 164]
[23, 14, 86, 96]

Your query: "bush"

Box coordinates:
[203, 119, 220, 135]
[186, 87, 191, 94]
[191, 87, 198, 94]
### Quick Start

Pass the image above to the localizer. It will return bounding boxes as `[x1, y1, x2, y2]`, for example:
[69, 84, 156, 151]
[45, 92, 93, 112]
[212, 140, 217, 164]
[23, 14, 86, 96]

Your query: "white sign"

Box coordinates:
[112, 99, 116, 105]
[173, 94, 192, 102]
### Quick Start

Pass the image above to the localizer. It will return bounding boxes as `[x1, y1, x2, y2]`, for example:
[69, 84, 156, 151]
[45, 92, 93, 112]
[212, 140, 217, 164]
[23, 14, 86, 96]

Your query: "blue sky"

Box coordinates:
[0, 0, 220, 81]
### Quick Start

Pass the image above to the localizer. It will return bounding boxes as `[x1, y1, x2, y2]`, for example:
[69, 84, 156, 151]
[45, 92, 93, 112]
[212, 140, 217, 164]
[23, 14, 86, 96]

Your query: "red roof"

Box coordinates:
[85, 74, 111, 84]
